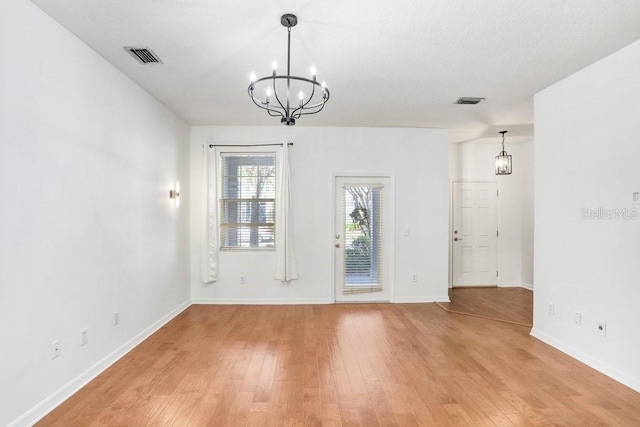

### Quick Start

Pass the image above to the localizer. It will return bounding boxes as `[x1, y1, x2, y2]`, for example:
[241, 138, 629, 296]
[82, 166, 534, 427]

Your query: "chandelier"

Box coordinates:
[248, 14, 330, 126]
[495, 130, 512, 175]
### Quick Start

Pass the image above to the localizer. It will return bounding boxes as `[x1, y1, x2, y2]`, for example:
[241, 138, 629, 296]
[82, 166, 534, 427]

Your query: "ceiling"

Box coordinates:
[30, 0, 640, 143]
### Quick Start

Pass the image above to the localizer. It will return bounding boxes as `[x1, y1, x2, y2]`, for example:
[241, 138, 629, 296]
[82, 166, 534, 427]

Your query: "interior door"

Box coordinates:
[452, 181, 498, 287]
[334, 176, 391, 302]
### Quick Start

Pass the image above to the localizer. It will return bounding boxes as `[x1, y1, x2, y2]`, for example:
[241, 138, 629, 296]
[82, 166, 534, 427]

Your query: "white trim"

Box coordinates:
[10, 301, 191, 427]
[192, 298, 332, 305]
[498, 282, 534, 291]
[394, 296, 451, 303]
[530, 328, 640, 393]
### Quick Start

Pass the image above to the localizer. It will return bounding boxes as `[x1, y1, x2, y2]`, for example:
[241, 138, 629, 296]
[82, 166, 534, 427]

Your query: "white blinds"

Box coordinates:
[219, 153, 276, 249]
[342, 184, 384, 294]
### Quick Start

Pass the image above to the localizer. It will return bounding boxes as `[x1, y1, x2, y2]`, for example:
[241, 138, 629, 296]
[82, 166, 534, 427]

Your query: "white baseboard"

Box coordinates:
[530, 328, 640, 393]
[11, 300, 191, 427]
[191, 298, 333, 305]
[393, 296, 451, 303]
[498, 282, 533, 291]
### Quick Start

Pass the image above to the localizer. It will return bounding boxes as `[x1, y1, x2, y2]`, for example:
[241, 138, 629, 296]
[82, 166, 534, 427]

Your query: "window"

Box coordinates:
[220, 153, 276, 249]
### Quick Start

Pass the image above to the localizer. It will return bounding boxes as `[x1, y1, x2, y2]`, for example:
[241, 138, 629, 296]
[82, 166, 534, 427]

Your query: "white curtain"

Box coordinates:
[275, 144, 298, 282]
[201, 145, 218, 283]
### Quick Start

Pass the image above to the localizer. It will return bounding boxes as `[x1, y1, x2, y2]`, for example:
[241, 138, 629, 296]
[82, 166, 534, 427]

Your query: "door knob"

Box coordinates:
[335, 243, 340, 248]
[335, 234, 340, 239]
[454, 237, 462, 241]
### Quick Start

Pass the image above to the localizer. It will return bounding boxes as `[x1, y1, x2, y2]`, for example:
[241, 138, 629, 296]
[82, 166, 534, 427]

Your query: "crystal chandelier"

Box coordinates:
[248, 14, 330, 126]
[495, 130, 512, 175]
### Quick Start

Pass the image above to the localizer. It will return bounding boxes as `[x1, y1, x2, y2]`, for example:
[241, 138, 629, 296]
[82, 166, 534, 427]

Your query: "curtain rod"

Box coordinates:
[208, 142, 294, 148]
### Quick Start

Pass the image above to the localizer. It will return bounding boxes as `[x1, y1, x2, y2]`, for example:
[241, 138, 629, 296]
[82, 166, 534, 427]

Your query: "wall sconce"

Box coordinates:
[495, 130, 512, 175]
[169, 181, 180, 208]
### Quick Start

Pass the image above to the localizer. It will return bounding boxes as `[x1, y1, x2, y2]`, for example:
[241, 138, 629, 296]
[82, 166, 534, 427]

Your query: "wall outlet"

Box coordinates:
[596, 322, 607, 337]
[113, 312, 119, 326]
[51, 340, 60, 359]
[574, 312, 582, 325]
[411, 273, 418, 283]
[240, 275, 246, 284]
[403, 227, 410, 236]
[548, 302, 555, 315]
[80, 328, 88, 346]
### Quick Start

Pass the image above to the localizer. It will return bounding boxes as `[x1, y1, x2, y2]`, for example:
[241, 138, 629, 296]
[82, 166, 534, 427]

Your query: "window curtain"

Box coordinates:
[275, 144, 298, 282]
[201, 145, 218, 283]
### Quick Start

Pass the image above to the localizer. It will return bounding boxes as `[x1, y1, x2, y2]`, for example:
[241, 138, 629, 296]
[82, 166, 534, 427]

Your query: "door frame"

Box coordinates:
[449, 179, 501, 288]
[331, 173, 396, 303]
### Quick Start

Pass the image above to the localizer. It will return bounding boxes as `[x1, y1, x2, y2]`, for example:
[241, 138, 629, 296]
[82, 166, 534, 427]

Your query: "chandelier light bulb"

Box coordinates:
[250, 72, 256, 82]
[272, 60, 278, 71]
[321, 80, 327, 88]
[298, 91, 304, 106]
[265, 87, 272, 103]
[310, 66, 317, 77]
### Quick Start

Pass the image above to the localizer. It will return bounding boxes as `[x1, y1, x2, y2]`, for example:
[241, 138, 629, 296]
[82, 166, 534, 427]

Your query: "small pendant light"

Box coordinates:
[495, 130, 512, 175]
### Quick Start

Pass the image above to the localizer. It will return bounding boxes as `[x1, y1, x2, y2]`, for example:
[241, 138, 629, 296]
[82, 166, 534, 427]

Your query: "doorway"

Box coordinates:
[451, 181, 498, 287]
[334, 176, 392, 302]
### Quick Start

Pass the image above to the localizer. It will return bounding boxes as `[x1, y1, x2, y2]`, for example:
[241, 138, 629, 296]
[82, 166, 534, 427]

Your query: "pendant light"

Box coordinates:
[247, 14, 330, 126]
[495, 130, 512, 175]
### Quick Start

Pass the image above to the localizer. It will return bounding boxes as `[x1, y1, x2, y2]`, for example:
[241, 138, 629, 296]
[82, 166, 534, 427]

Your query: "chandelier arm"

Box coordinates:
[299, 100, 328, 115]
[298, 81, 317, 110]
[266, 108, 285, 118]
[248, 90, 286, 118]
[271, 78, 288, 114]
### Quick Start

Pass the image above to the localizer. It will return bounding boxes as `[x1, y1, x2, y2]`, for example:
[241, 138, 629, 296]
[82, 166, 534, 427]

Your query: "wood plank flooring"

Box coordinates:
[437, 287, 533, 327]
[38, 303, 640, 426]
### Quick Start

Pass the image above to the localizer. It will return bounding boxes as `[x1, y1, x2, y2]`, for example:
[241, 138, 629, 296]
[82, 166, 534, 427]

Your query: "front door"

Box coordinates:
[452, 181, 498, 287]
[334, 177, 392, 302]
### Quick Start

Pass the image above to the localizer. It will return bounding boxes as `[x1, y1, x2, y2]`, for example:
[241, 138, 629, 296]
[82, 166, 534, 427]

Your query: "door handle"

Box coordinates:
[454, 237, 462, 241]
[335, 243, 340, 248]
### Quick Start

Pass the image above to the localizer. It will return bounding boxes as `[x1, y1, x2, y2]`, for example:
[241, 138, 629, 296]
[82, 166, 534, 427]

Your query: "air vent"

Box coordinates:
[124, 46, 163, 64]
[456, 97, 485, 105]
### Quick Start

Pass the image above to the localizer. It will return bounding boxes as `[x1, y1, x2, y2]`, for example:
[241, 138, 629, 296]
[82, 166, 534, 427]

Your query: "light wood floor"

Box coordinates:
[39, 303, 640, 426]
[437, 287, 533, 327]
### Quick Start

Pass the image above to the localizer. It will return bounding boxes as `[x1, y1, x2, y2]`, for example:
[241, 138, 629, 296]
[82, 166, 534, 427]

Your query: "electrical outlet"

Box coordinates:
[403, 227, 410, 236]
[240, 275, 246, 284]
[574, 312, 582, 325]
[548, 302, 555, 315]
[411, 273, 418, 283]
[51, 341, 60, 359]
[113, 312, 119, 326]
[596, 322, 607, 337]
[80, 328, 88, 346]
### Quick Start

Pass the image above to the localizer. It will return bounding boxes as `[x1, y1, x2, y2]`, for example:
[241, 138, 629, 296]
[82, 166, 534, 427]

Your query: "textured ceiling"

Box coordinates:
[30, 0, 640, 142]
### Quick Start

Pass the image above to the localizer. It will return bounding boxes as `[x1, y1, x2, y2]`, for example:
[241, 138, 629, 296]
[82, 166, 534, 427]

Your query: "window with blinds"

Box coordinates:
[342, 184, 384, 293]
[220, 153, 276, 249]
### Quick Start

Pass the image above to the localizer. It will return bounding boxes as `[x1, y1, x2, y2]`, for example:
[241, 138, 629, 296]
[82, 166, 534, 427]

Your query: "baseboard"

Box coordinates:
[530, 328, 640, 393]
[498, 282, 533, 291]
[11, 300, 191, 427]
[191, 297, 333, 305]
[393, 296, 451, 303]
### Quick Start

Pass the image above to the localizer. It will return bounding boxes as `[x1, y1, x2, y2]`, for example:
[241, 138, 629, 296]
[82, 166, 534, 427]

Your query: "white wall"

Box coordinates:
[0, 1, 191, 425]
[449, 141, 534, 288]
[533, 39, 640, 392]
[190, 126, 450, 303]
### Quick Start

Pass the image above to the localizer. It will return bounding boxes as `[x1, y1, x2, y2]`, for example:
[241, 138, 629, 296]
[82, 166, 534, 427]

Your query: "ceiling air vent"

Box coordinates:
[124, 46, 163, 64]
[456, 97, 485, 105]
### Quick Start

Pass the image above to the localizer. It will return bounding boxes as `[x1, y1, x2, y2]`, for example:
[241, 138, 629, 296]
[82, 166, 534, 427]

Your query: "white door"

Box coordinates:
[452, 181, 498, 287]
[334, 177, 392, 302]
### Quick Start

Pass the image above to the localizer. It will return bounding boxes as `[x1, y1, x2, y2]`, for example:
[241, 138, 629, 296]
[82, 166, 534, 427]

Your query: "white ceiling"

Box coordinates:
[30, 0, 640, 143]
